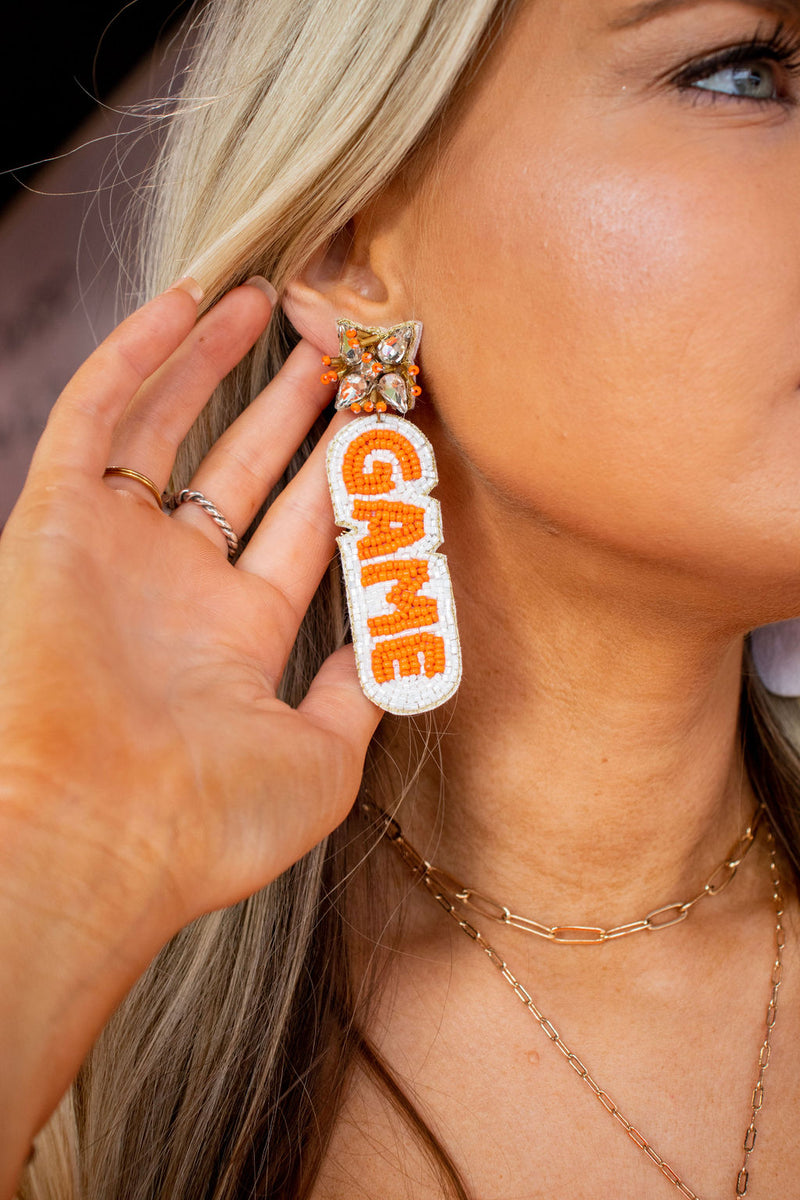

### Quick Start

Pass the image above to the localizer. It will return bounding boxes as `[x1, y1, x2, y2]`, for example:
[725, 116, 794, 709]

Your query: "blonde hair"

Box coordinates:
[21, 1, 800, 1196]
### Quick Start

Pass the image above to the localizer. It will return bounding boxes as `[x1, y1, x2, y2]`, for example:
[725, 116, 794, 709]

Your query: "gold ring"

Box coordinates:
[103, 467, 164, 510]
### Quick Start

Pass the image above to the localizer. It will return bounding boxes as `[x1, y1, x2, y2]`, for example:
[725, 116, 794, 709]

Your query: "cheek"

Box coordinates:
[413, 111, 800, 563]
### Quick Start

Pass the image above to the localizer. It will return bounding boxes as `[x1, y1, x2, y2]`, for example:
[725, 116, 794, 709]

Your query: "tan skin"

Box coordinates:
[3, 0, 800, 1196]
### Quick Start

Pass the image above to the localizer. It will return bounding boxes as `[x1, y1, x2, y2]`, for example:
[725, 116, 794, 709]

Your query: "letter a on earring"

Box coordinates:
[323, 318, 462, 714]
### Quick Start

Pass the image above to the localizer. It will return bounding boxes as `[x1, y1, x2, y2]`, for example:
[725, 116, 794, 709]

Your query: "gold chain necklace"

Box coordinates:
[364, 801, 785, 1198]
[364, 799, 763, 943]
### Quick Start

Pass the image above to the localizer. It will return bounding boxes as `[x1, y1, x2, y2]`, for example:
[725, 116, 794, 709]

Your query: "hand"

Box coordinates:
[0, 278, 382, 1187]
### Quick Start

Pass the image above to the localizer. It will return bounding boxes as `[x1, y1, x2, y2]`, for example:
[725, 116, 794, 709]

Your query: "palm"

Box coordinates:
[0, 282, 381, 930]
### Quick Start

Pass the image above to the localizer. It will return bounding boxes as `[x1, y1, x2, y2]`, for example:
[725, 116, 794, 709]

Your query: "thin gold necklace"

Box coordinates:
[364, 800, 763, 944]
[365, 801, 784, 1198]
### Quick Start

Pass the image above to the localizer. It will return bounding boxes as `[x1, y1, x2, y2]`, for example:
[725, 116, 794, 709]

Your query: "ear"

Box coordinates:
[281, 211, 415, 354]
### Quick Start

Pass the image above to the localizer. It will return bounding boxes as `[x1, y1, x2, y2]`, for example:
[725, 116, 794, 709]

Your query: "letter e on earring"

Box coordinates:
[324, 319, 462, 714]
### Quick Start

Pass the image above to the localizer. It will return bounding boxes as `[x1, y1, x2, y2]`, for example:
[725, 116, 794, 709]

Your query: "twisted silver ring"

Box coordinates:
[165, 489, 239, 560]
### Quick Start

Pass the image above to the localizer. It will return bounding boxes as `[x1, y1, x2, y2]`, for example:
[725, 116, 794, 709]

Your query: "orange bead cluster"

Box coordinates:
[342, 427, 422, 495]
[372, 632, 447, 683]
[351, 499, 426, 561]
[362, 559, 439, 637]
[320, 324, 422, 413]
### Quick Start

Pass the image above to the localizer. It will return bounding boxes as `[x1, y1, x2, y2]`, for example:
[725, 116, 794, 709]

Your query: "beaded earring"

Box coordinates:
[323, 318, 462, 714]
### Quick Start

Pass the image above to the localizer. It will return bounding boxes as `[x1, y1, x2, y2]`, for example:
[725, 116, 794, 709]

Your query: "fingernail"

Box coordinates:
[244, 275, 278, 305]
[167, 276, 204, 304]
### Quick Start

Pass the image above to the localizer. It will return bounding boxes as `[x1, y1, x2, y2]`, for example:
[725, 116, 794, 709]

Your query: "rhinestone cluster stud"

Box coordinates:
[321, 319, 423, 415]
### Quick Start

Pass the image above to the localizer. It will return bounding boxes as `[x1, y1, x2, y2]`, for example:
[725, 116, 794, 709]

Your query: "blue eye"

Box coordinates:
[672, 24, 800, 108]
[692, 61, 779, 101]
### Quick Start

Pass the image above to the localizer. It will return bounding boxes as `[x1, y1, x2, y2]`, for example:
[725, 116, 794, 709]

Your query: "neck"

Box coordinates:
[391, 431, 762, 927]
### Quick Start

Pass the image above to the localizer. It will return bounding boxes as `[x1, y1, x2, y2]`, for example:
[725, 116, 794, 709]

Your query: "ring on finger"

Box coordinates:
[103, 466, 165, 510]
[165, 488, 240, 560]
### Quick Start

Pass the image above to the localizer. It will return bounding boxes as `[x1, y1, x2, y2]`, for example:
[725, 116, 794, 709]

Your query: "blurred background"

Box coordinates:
[0, 1, 194, 523]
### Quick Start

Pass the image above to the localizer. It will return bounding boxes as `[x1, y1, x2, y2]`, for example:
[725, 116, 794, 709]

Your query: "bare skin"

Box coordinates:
[4, 0, 800, 1196]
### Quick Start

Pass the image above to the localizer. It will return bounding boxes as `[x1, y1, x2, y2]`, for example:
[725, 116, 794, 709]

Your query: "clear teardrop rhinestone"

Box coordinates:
[377, 332, 409, 365]
[342, 343, 363, 366]
[339, 373, 368, 405]
[377, 372, 408, 413]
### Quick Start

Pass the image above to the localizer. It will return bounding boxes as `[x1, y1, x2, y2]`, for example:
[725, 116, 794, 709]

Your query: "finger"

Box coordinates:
[29, 280, 203, 478]
[236, 411, 351, 624]
[108, 282, 276, 492]
[170, 340, 332, 554]
[298, 645, 384, 768]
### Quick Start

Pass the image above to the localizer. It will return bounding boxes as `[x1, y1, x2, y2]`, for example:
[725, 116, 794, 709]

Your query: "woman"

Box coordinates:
[2, 0, 800, 1195]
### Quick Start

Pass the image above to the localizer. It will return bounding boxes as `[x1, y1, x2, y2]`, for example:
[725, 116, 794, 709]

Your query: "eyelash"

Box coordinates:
[671, 21, 800, 109]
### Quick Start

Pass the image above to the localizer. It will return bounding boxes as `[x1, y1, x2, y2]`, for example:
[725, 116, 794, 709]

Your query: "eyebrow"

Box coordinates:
[608, 0, 800, 30]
